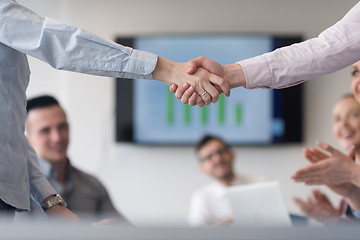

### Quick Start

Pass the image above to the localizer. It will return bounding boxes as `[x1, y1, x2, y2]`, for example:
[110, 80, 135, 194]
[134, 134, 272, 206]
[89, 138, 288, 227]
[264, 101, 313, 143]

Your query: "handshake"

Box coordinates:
[152, 56, 247, 107]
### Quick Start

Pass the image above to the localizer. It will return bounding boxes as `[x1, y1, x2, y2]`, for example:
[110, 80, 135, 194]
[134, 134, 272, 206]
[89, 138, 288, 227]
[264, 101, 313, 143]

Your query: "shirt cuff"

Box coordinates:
[237, 55, 273, 89]
[352, 209, 360, 219]
[124, 49, 158, 80]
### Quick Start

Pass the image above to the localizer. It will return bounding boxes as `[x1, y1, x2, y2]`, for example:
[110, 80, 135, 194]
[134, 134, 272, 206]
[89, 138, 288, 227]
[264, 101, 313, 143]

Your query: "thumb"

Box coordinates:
[169, 83, 178, 93]
[317, 141, 337, 155]
[187, 57, 204, 74]
[348, 145, 356, 161]
[338, 198, 347, 212]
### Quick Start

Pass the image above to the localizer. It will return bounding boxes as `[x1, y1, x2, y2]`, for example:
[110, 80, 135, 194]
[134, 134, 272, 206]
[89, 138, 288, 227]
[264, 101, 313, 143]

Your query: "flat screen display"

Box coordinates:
[116, 34, 303, 145]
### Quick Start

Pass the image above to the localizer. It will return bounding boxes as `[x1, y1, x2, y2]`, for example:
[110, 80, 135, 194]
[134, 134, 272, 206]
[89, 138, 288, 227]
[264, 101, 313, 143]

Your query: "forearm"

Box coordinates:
[238, 2, 360, 89]
[0, 0, 157, 79]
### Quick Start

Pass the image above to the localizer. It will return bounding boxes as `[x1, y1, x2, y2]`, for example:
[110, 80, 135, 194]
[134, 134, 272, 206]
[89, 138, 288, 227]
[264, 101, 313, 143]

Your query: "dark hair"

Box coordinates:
[195, 135, 230, 152]
[26, 95, 59, 113]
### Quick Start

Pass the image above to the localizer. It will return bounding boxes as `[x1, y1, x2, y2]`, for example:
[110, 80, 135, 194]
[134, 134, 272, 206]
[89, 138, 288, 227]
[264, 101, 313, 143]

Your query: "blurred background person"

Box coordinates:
[188, 135, 266, 227]
[294, 93, 360, 224]
[24, 95, 127, 223]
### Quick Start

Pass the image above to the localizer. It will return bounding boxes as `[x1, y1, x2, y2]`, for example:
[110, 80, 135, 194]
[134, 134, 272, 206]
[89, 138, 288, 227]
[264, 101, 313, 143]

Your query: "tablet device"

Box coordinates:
[226, 181, 292, 227]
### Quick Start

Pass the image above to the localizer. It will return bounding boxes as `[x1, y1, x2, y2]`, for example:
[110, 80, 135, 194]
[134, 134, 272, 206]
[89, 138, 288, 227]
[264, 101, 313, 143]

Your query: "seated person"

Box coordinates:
[294, 94, 360, 224]
[188, 135, 266, 227]
[25, 95, 127, 223]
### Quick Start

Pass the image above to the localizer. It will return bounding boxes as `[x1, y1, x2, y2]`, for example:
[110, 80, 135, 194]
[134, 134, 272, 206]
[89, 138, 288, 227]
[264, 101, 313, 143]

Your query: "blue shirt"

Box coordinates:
[0, 0, 157, 210]
[352, 209, 360, 219]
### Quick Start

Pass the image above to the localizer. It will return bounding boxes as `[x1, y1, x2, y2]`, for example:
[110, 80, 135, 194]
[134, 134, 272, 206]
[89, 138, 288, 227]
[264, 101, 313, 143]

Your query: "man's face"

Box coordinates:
[26, 105, 69, 164]
[197, 139, 234, 180]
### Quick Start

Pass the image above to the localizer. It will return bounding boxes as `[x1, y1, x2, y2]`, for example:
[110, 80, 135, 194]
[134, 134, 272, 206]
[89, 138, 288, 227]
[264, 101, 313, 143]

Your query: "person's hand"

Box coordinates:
[45, 204, 80, 222]
[170, 56, 245, 106]
[92, 218, 117, 226]
[303, 147, 330, 163]
[293, 189, 344, 224]
[153, 57, 230, 106]
[213, 216, 233, 227]
[298, 145, 356, 198]
[292, 141, 357, 187]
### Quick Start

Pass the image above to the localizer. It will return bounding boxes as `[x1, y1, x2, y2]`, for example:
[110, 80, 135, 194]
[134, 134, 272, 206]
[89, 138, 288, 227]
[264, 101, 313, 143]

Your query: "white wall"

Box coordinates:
[20, 0, 359, 226]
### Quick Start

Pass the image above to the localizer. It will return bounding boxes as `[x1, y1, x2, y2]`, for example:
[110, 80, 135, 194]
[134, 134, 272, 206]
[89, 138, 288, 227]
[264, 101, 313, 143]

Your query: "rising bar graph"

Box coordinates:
[184, 104, 191, 125]
[218, 95, 225, 125]
[133, 35, 274, 144]
[235, 104, 243, 125]
[167, 89, 174, 125]
[201, 106, 208, 125]
[165, 89, 243, 127]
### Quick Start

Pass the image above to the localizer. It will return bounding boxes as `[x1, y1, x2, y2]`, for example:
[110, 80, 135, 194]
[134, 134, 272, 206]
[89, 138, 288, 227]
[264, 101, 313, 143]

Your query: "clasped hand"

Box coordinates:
[160, 56, 245, 107]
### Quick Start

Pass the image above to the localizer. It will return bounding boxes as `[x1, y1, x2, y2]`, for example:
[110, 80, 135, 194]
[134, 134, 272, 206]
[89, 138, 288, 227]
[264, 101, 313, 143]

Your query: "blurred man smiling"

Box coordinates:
[25, 95, 126, 223]
[188, 135, 265, 227]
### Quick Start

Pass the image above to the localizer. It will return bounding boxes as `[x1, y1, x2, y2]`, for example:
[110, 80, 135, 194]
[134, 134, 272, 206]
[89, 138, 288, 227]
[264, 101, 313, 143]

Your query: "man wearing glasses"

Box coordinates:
[188, 135, 265, 227]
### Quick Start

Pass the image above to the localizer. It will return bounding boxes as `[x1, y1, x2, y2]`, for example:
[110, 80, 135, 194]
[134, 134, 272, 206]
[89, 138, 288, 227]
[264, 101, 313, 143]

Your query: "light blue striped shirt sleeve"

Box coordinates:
[0, 0, 158, 80]
[0, 0, 158, 210]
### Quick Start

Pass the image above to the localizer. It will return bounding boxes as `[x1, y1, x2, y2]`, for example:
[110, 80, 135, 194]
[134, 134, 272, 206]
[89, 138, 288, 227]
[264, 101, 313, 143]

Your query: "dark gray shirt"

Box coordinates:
[30, 158, 127, 223]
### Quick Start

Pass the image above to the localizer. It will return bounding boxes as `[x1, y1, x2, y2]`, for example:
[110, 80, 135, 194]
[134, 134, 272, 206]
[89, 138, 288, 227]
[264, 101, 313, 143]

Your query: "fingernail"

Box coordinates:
[183, 83, 189, 88]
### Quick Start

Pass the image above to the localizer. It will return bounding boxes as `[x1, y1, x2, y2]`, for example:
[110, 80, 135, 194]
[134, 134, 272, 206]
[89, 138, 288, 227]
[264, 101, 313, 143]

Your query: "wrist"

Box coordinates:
[152, 57, 178, 85]
[41, 194, 67, 212]
[350, 164, 360, 187]
[224, 64, 246, 89]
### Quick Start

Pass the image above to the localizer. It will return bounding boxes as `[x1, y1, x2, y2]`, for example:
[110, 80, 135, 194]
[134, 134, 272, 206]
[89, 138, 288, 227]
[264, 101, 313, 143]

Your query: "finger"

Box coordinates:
[348, 145, 356, 161]
[311, 188, 321, 196]
[196, 95, 205, 107]
[338, 199, 346, 211]
[303, 148, 320, 163]
[188, 92, 197, 106]
[187, 57, 205, 74]
[317, 141, 337, 155]
[208, 74, 231, 97]
[200, 80, 219, 104]
[293, 197, 311, 213]
[169, 84, 178, 93]
[302, 176, 330, 185]
[175, 83, 191, 99]
[311, 148, 329, 159]
[305, 179, 327, 185]
[292, 163, 325, 179]
[198, 87, 213, 106]
[181, 86, 196, 104]
[313, 190, 328, 203]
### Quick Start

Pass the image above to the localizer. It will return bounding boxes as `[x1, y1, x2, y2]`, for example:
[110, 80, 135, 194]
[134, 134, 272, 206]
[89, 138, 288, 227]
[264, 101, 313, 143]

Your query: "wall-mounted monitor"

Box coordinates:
[116, 34, 303, 145]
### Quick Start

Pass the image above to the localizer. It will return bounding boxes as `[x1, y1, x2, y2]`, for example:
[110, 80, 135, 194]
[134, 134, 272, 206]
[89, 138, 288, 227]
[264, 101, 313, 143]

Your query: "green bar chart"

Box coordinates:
[184, 104, 191, 125]
[218, 94, 225, 125]
[165, 89, 245, 126]
[201, 106, 208, 125]
[167, 89, 174, 125]
[235, 104, 243, 125]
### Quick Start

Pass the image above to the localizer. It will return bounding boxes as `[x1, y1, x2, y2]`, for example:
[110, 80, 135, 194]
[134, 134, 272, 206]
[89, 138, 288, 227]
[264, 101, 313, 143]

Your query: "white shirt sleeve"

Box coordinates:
[188, 192, 211, 227]
[0, 0, 157, 80]
[238, 2, 360, 89]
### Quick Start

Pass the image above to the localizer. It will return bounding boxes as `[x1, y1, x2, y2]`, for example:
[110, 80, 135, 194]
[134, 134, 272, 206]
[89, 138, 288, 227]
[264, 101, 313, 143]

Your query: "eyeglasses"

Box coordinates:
[200, 147, 230, 162]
